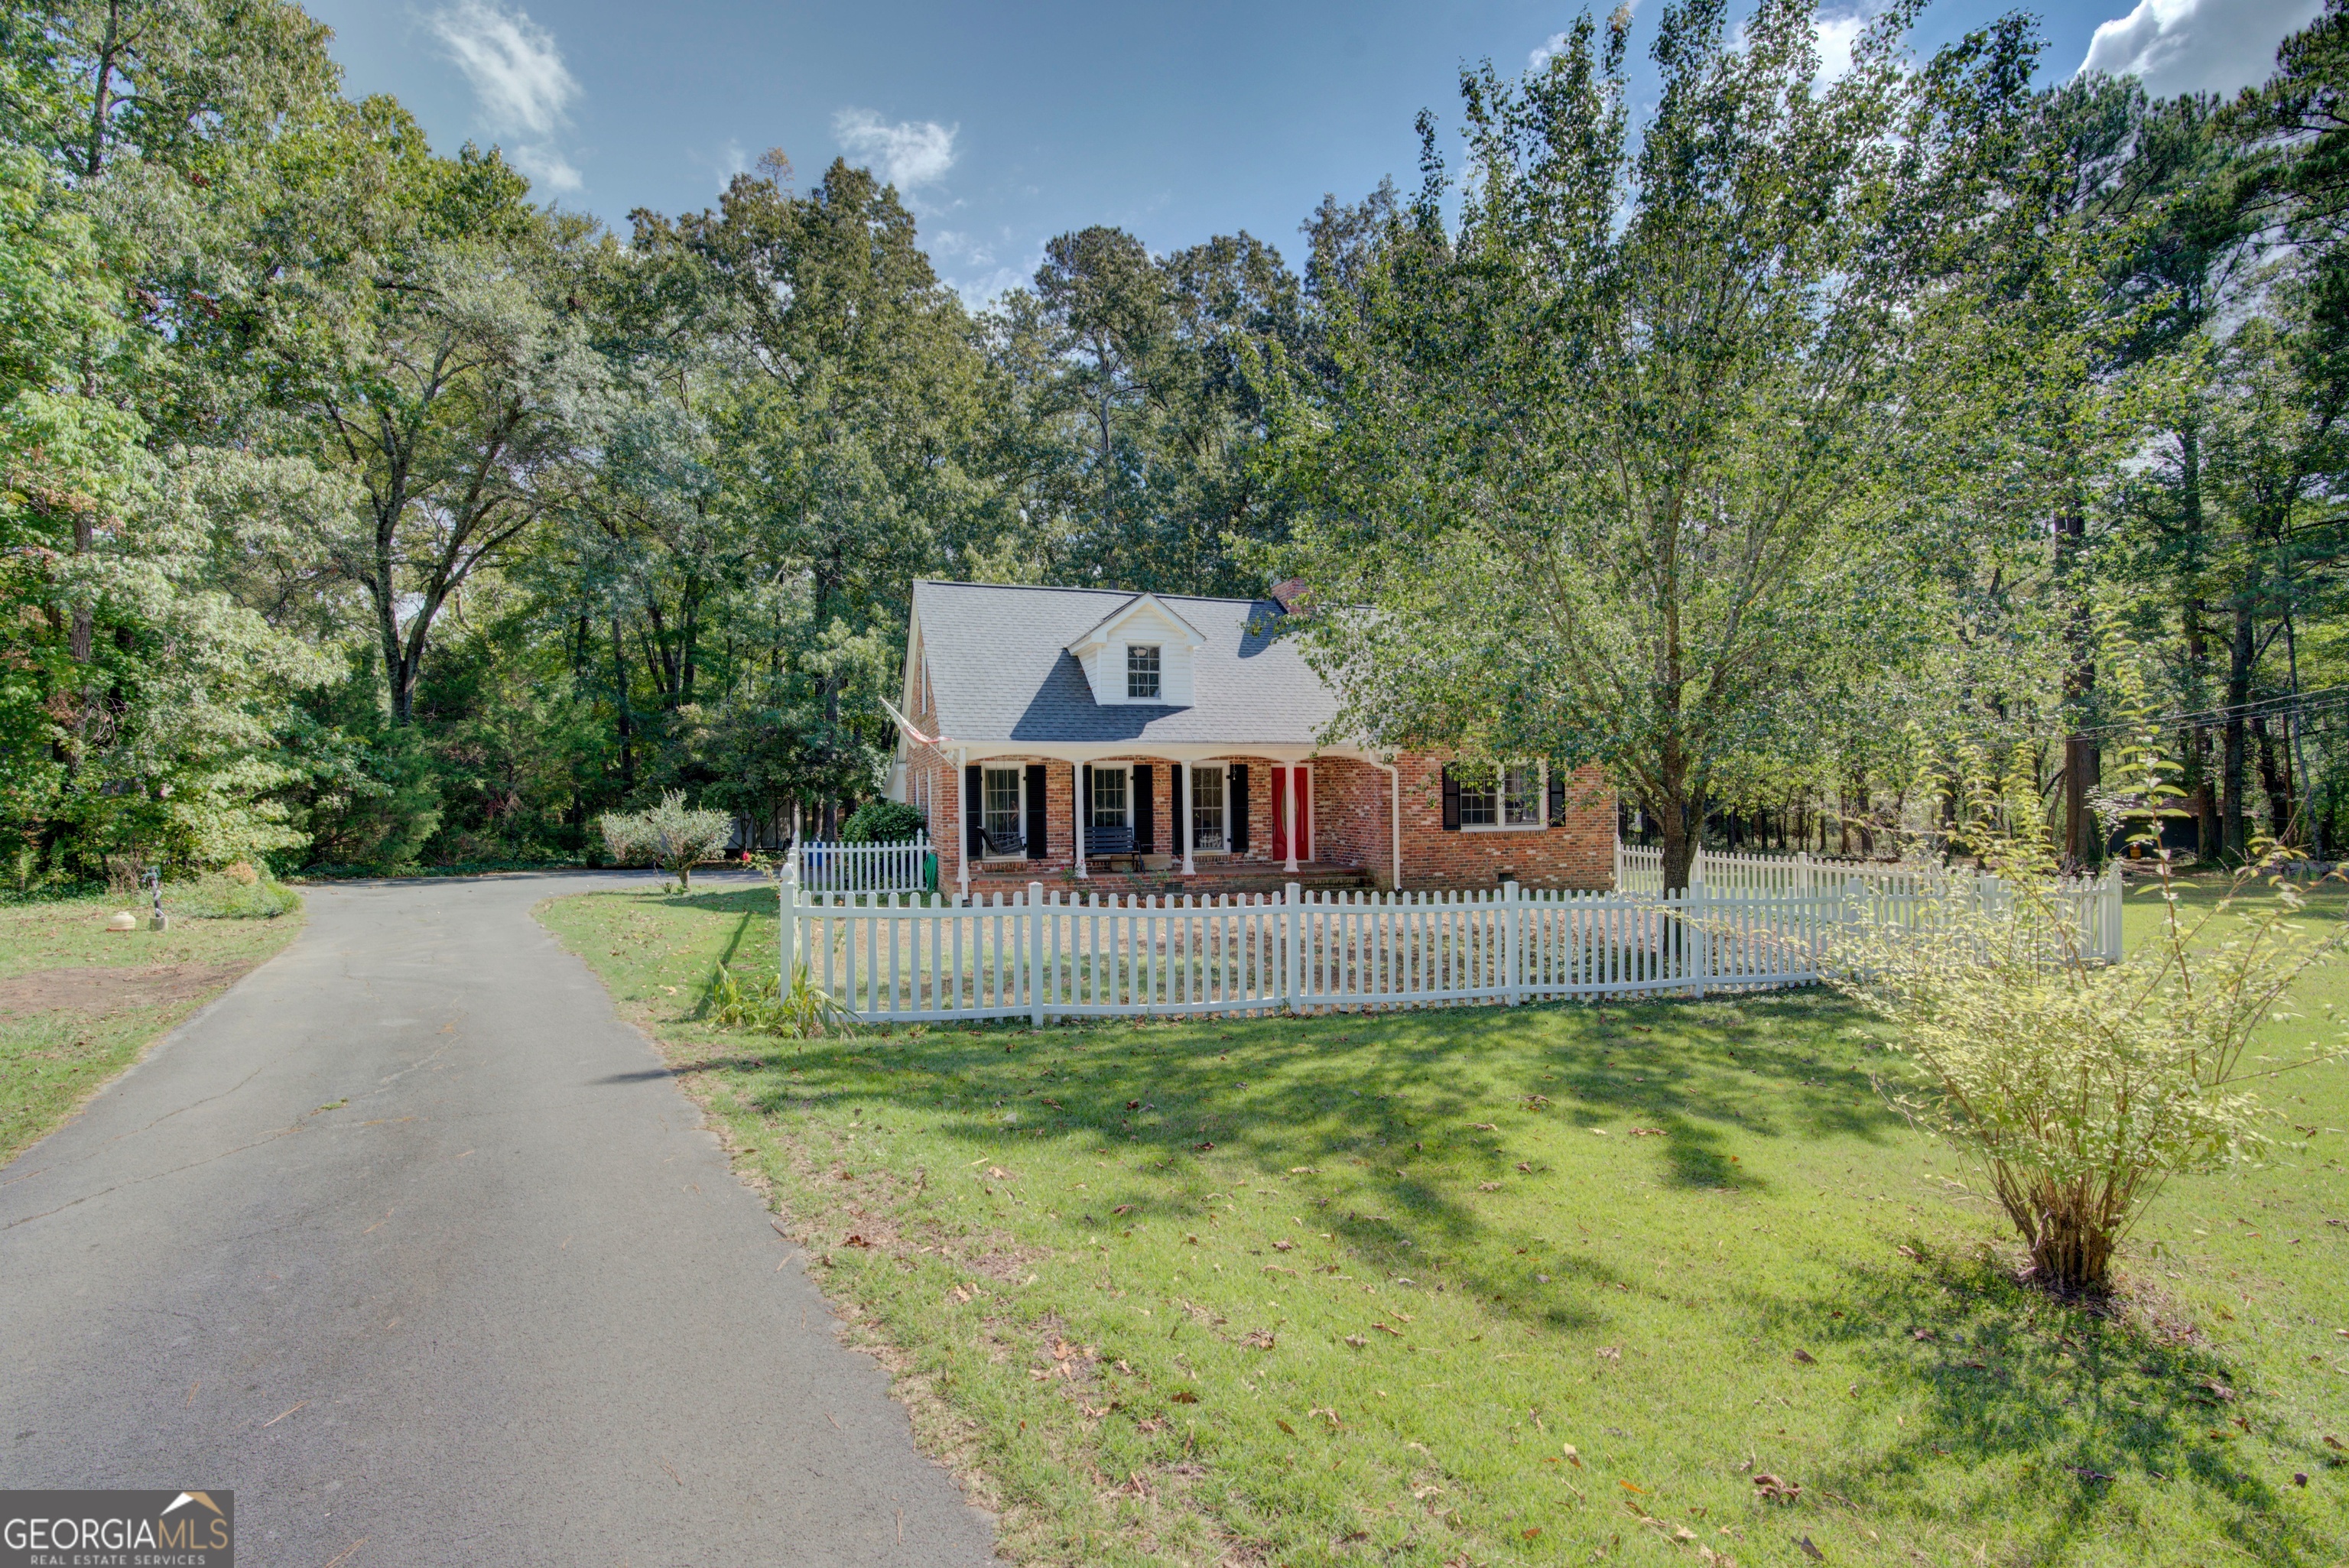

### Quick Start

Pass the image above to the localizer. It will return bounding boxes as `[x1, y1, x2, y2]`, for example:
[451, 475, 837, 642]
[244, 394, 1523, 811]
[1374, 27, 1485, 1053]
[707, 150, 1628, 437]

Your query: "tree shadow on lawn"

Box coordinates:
[716, 985, 1912, 1330]
[1762, 1242, 2341, 1566]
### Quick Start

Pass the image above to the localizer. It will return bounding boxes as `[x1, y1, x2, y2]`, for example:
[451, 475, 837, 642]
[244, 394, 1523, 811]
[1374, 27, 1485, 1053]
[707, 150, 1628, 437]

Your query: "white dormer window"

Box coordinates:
[1065, 594, 1206, 706]
[1127, 644, 1162, 700]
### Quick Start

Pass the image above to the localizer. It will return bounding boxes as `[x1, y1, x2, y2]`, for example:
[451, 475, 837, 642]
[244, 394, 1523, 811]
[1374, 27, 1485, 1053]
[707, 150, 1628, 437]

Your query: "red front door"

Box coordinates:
[1271, 766, 1313, 862]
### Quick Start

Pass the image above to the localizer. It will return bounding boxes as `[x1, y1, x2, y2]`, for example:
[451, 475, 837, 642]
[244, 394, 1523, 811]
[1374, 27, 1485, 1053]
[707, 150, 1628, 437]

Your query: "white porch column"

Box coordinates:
[1176, 759, 1194, 876]
[1283, 764, 1300, 875]
[954, 748, 969, 898]
[1073, 760, 1088, 879]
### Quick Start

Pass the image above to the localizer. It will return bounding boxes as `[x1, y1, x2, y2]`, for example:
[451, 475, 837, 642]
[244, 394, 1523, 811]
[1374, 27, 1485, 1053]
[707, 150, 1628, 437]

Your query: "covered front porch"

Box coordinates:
[906, 745, 1399, 898]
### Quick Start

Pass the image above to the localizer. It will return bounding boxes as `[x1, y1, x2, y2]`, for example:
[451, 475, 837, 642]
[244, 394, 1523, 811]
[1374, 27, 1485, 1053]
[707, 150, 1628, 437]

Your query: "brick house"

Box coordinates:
[886, 580, 1616, 897]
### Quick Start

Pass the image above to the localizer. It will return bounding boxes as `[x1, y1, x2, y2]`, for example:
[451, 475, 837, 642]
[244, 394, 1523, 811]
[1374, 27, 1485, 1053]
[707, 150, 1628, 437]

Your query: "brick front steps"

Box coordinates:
[963, 862, 1375, 901]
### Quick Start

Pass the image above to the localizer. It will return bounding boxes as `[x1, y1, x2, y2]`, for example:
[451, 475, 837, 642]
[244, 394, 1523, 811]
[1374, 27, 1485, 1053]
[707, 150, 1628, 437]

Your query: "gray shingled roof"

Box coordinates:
[911, 579, 1340, 745]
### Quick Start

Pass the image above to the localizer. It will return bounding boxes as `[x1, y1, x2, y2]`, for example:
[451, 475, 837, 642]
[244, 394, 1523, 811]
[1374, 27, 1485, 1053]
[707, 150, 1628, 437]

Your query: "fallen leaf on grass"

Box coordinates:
[1273, 1239, 1295, 1251]
[1113, 1204, 1132, 1216]
[1345, 1334, 1368, 1349]
[1561, 1443, 1581, 1467]
[1244, 1330, 1277, 1351]
[1373, 1323, 1404, 1337]
[1477, 1181, 1503, 1191]
[1276, 1417, 1296, 1435]
[1470, 1122, 1498, 1131]
[1795, 1537, 1824, 1562]
[1589, 1127, 1611, 1136]
[1753, 1474, 1801, 1504]
[1791, 1349, 1817, 1365]
[1698, 1548, 1738, 1568]
[1596, 1346, 1623, 1361]
[843, 1233, 872, 1248]
[1170, 1390, 1199, 1404]
[1195, 1141, 1215, 1152]
[1516, 1162, 1533, 1173]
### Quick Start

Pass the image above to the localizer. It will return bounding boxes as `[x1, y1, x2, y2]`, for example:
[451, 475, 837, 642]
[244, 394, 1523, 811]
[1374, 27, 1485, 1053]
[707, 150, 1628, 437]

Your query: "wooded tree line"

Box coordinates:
[5, 0, 2348, 888]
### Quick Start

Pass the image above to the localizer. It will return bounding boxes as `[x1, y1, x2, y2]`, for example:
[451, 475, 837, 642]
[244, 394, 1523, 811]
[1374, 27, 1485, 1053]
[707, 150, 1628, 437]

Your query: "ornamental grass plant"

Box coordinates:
[598, 792, 733, 890]
[1829, 778, 2347, 1294]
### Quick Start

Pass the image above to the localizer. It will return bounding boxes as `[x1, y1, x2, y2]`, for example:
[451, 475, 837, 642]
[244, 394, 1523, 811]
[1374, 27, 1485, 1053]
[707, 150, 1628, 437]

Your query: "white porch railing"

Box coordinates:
[775, 865, 2124, 1024]
[793, 835, 929, 894]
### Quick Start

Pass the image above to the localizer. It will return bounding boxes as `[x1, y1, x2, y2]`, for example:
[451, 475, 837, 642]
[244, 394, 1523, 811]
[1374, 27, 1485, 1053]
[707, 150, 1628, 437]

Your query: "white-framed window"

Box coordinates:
[1462, 763, 1546, 831]
[1126, 644, 1162, 700]
[1090, 765, 1129, 829]
[983, 767, 1024, 855]
[1190, 764, 1225, 851]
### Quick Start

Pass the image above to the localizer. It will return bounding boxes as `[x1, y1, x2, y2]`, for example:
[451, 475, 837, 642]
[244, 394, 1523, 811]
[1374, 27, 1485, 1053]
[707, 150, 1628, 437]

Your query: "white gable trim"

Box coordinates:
[1064, 592, 1209, 657]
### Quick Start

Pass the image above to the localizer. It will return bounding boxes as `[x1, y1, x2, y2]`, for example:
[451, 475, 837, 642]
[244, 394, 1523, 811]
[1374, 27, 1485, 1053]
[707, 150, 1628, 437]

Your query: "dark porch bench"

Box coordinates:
[1084, 824, 1142, 872]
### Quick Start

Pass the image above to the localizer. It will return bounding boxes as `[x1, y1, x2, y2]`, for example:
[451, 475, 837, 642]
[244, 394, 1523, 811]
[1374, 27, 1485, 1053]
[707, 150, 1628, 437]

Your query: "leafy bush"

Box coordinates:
[598, 792, 733, 889]
[710, 961, 851, 1038]
[166, 862, 304, 919]
[839, 799, 925, 845]
[1829, 749, 2348, 1293]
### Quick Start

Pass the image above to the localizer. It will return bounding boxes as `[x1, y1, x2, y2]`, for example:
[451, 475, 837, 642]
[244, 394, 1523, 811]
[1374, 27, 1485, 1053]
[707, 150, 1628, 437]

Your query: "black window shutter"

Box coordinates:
[1172, 765, 1186, 850]
[1081, 765, 1093, 830]
[1441, 765, 1462, 831]
[1228, 765, 1249, 851]
[1548, 766, 1566, 826]
[965, 763, 983, 859]
[1025, 764, 1047, 857]
[1133, 765, 1155, 853]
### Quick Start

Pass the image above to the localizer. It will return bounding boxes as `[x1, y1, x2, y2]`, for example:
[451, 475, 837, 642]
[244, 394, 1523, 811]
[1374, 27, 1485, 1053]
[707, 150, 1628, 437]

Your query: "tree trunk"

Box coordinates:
[2222, 590, 2255, 862]
[2178, 421, 2220, 862]
[610, 618, 635, 794]
[85, 0, 121, 179]
[2055, 498, 2095, 870]
[2256, 716, 2293, 845]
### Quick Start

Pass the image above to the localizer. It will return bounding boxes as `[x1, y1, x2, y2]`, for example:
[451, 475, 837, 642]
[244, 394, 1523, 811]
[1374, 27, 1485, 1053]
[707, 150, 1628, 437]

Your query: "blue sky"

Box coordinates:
[306, 0, 2323, 304]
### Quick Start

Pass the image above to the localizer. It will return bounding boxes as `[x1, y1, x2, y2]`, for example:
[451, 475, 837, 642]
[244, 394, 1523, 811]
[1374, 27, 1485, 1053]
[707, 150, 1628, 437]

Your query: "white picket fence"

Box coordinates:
[794, 834, 929, 894]
[1615, 843, 1943, 896]
[775, 865, 2124, 1024]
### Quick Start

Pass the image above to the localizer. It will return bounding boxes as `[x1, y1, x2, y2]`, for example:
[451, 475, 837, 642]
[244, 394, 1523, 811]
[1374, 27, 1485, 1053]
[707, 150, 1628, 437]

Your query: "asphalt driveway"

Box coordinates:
[0, 872, 999, 1566]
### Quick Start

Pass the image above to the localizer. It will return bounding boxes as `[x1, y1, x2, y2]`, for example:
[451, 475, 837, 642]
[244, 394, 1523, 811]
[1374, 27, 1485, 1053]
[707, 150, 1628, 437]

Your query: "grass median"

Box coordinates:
[1, 894, 304, 1162]
[540, 878, 2349, 1567]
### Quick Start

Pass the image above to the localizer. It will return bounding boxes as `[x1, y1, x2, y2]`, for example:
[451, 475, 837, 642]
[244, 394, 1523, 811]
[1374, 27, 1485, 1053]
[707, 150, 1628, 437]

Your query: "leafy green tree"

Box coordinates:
[1270, 0, 2029, 891]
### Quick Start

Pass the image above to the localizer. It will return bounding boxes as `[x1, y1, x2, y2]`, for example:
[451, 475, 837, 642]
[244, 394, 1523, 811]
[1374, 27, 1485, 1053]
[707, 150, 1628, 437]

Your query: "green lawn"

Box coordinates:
[0, 896, 304, 1162]
[539, 878, 2349, 1567]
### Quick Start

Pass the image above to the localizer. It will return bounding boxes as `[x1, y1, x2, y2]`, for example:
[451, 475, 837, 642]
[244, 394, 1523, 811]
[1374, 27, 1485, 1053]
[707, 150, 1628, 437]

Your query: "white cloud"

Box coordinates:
[2078, 0, 2321, 97]
[831, 108, 959, 190]
[428, 0, 584, 192]
[1530, 30, 1571, 70]
[1814, 8, 1872, 82]
[713, 138, 749, 190]
[509, 146, 581, 192]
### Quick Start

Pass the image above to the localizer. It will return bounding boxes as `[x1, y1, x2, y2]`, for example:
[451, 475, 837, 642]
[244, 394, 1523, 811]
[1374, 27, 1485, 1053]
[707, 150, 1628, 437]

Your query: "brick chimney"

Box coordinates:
[1270, 577, 1312, 613]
